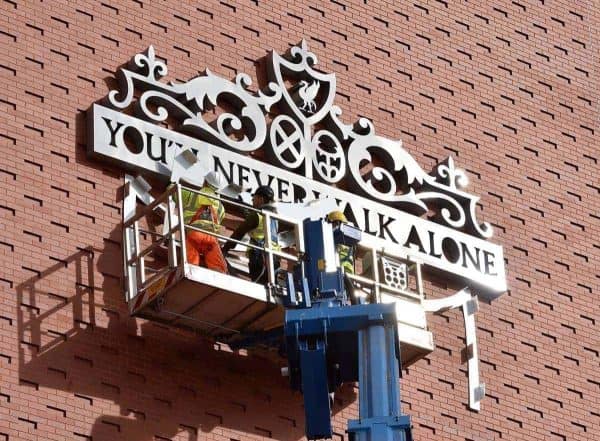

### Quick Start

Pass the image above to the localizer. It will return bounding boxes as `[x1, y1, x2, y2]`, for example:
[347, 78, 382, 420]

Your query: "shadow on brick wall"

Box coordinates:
[15, 239, 355, 440]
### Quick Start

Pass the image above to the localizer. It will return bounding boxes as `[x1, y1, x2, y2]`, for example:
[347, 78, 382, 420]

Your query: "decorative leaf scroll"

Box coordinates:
[104, 42, 493, 238]
[434, 156, 468, 190]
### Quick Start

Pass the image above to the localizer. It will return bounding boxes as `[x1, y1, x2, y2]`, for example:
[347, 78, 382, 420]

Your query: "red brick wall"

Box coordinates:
[1, 1, 598, 440]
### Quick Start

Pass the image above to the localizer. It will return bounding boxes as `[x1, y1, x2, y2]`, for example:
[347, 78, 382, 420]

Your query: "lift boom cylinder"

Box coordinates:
[348, 324, 412, 441]
[283, 219, 413, 440]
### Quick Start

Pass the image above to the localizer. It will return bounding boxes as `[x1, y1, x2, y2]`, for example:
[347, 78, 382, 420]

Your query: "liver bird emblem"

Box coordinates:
[298, 80, 319, 113]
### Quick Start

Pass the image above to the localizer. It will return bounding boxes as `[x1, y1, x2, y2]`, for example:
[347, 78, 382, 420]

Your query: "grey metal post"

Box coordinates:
[264, 211, 276, 293]
[371, 249, 380, 303]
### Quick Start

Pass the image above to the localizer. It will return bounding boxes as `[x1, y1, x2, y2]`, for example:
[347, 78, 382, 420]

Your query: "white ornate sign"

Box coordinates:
[88, 41, 507, 297]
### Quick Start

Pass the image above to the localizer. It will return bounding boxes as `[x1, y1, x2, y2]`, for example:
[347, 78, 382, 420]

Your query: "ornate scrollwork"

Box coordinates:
[167, 70, 282, 152]
[102, 42, 495, 239]
[107, 47, 282, 153]
[108, 46, 167, 109]
[312, 130, 345, 183]
[434, 156, 468, 190]
[416, 191, 466, 228]
[134, 45, 167, 81]
[290, 39, 318, 66]
[270, 115, 306, 170]
[138, 90, 195, 122]
[346, 133, 428, 209]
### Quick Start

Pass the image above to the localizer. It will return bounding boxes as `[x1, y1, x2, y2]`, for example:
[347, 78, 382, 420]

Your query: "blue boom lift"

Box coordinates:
[282, 219, 413, 440]
[123, 175, 488, 440]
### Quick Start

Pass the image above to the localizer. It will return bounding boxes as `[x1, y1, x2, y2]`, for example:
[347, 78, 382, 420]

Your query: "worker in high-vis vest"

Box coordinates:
[326, 210, 355, 275]
[327, 209, 363, 304]
[181, 171, 228, 273]
[222, 185, 279, 284]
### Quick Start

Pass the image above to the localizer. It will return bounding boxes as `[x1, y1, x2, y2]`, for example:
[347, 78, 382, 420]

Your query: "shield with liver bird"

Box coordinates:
[268, 39, 336, 127]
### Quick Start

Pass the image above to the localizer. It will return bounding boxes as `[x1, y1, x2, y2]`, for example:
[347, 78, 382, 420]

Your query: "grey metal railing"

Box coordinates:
[123, 183, 425, 308]
[346, 243, 425, 304]
[122, 183, 303, 303]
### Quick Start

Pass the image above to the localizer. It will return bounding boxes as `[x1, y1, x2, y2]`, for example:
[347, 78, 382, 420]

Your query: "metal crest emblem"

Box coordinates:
[101, 40, 494, 240]
[269, 39, 336, 125]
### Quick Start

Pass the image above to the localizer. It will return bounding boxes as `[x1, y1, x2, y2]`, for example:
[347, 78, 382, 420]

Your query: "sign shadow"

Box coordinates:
[15, 232, 355, 440]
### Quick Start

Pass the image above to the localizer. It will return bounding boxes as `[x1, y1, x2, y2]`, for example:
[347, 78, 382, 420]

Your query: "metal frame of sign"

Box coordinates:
[88, 41, 507, 299]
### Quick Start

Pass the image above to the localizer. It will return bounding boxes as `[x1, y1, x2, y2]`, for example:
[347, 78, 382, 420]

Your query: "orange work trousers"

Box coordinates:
[185, 230, 228, 274]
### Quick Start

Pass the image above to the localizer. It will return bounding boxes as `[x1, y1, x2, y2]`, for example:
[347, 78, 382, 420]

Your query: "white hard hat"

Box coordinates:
[204, 171, 226, 190]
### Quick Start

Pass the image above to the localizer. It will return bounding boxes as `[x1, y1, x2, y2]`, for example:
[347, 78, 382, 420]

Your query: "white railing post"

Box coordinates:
[176, 183, 187, 267]
[122, 176, 139, 303]
[296, 217, 305, 255]
[123, 224, 134, 302]
[414, 258, 424, 300]
[133, 220, 144, 285]
[166, 188, 177, 268]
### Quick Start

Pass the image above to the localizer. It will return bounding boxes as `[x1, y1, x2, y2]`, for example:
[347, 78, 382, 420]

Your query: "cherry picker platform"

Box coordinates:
[121, 175, 487, 440]
[122, 177, 435, 368]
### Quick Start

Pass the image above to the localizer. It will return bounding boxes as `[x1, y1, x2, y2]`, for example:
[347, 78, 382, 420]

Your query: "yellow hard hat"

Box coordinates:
[327, 210, 347, 223]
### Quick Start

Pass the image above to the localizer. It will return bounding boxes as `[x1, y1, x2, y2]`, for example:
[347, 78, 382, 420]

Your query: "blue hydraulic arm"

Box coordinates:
[283, 219, 413, 440]
[349, 324, 412, 440]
